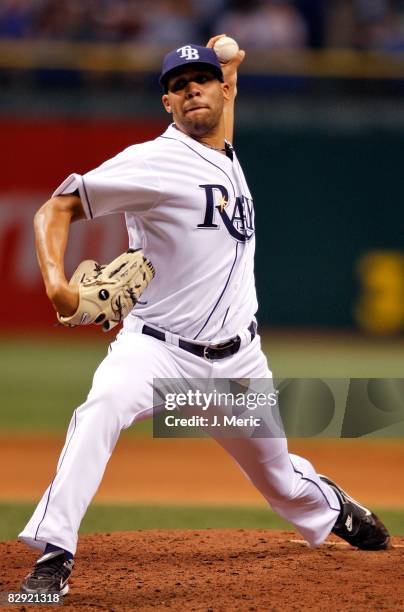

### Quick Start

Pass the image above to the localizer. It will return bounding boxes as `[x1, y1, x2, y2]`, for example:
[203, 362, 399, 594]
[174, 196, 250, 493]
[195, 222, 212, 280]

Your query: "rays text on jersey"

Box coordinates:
[197, 184, 255, 242]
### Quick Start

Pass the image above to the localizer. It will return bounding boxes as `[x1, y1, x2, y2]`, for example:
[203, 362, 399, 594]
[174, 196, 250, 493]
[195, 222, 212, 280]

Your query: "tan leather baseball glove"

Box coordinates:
[57, 249, 155, 332]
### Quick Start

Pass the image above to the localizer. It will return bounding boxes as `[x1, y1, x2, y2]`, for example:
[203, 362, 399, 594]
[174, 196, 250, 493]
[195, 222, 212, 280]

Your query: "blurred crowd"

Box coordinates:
[0, 0, 403, 51]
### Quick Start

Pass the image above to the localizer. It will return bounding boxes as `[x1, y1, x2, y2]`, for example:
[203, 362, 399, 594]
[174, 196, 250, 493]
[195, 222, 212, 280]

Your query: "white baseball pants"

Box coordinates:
[19, 325, 340, 555]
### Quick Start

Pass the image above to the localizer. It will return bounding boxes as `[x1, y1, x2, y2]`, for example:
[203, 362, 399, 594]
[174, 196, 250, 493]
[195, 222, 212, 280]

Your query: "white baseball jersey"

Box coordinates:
[53, 124, 258, 342]
[21, 126, 342, 560]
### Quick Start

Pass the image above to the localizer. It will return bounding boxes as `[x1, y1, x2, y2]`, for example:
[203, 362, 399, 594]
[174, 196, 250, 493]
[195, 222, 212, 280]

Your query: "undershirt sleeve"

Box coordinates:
[52, 148, 161, 219]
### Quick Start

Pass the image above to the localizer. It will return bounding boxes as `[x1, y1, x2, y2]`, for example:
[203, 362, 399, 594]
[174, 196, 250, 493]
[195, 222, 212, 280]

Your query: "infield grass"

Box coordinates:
[1, 502, 403, 542]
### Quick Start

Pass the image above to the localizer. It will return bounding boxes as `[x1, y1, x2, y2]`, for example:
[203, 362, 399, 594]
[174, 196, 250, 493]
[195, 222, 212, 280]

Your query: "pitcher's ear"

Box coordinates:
[162, 94, 172, 114]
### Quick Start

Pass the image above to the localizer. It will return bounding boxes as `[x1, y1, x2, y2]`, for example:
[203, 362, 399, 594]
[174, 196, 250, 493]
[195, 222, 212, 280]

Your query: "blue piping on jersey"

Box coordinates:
[34, 410, 78, 542]
[158, 135, 237, 198]
[193, 242, 239, 340]
[81, 177, 93, 219]
[289, 456, 341, 513]
[221, 306, 230, 329]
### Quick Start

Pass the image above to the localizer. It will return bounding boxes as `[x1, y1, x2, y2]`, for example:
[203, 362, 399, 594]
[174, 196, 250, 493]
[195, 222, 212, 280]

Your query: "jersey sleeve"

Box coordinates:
[52, 147, 161, 219]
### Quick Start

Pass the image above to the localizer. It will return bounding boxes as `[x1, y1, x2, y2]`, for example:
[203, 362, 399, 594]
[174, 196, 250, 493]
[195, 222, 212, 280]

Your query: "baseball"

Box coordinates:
[213, 36, 239, 63]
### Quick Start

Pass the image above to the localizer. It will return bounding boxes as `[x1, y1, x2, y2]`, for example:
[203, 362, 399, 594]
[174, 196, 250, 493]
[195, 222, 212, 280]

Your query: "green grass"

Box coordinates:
[0, 336, 150, 434]
[0, 332, 403, 433]
[0, 337, 105, 432]
[265, 331, 404, 378]
[1, 502, 403, 542]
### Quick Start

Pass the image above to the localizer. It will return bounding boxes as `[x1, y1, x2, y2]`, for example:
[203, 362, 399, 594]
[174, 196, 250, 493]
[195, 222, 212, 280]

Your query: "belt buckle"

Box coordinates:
[203, 341, 232, 361]
[203, 345, 212, 361]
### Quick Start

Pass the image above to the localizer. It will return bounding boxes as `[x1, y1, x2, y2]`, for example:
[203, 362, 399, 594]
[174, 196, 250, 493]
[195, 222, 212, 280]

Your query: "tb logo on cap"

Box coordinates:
[177, 45, 199, 60]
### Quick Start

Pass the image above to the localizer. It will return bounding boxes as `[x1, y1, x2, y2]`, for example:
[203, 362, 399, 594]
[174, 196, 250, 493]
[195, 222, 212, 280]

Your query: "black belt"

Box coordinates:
[142, 321, 256, 361]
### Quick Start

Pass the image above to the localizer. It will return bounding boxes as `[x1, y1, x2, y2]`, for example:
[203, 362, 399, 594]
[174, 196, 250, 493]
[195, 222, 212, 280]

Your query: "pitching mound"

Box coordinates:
[2, 530, 403, 611]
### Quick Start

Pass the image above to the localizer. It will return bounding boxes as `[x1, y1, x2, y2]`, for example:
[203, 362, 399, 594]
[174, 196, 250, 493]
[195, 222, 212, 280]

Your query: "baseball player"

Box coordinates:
[19, 37, 390, 596]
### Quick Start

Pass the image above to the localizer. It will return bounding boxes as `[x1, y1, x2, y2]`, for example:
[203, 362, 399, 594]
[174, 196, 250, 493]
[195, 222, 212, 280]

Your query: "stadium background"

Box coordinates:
[0, 0, 403, 543]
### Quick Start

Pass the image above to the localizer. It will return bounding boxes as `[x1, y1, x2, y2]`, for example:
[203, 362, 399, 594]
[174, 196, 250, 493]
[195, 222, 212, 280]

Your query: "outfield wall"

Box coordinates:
[1, 118, 403, 332]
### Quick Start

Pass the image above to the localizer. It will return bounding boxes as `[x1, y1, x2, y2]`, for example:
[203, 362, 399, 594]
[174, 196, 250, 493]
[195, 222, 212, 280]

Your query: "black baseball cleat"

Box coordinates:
[320, 475, 391, 550]
[20, 550, 74, 596]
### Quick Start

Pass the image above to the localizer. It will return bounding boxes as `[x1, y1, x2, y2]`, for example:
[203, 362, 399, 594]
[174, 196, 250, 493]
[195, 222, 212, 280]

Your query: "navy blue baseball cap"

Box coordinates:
[159, 44, 224, 92]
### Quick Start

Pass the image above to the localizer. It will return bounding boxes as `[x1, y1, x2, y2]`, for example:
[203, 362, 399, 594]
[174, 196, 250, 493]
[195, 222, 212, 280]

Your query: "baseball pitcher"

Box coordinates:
[19, 36, 390, 596]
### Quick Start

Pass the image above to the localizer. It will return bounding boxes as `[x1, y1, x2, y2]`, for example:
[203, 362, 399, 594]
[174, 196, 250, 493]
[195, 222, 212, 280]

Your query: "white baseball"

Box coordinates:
[213, 36, 239, 63]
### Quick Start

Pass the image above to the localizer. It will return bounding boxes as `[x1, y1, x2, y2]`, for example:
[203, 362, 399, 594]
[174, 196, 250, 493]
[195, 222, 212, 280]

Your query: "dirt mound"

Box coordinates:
[1, 530, 403, 611]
